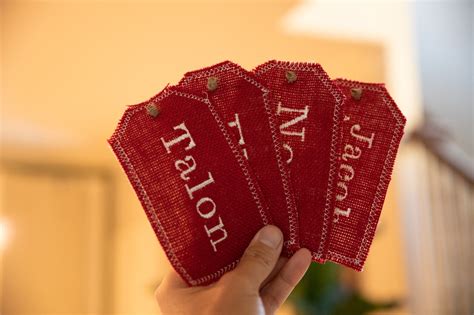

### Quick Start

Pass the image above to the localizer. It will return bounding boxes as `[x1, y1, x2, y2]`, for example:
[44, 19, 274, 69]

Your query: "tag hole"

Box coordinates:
[146, 103, 160, 118]
[285, 71, 297, 83]
[351, 88, 363, 101]
[207, 77, 218, 91]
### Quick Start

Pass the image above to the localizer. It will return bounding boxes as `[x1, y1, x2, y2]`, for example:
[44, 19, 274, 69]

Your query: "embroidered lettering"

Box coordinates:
[196, 197, 216, 219]
[161, 121, 227, 252]
[338, 164, 354, 181]
[334, 121, 376, 222]
[160, 122, 196, 153]
[350, 124, 375, 148]
[342, 144, 362, 161]
[334, 207, 352, 223]
[185, 172, 215, 200]
[282, 142, 294, 164]
[205, 216, 228, 252]
[228, 113, 248, 159]
[277, 101, 309, 142]
[336, 182, 348, 202]
[174, 156, 197, 181]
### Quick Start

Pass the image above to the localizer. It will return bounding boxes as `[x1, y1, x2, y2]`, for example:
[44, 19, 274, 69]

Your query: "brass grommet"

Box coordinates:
[207, 77, 218, 91]
[351, 88, 363, 101]
[285, 70, 297, 83]
[146, 103, 160, 118]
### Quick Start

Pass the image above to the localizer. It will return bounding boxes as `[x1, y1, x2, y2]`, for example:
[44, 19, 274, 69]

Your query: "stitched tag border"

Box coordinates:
[179, 61, 299, 248]
[254, 60, 344, 261]
[108, 87, 270, 286]
[327, 79, 406, 270]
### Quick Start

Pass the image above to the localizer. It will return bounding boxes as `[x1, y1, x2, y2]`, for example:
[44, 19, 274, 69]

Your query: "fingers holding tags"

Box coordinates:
[227, 225, 283, 290]
[260, 248, 312, 314]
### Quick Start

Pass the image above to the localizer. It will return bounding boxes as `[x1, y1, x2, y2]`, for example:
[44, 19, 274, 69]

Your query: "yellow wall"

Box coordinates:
[1, 1, 406, 314]
[2, 1, 384, 166]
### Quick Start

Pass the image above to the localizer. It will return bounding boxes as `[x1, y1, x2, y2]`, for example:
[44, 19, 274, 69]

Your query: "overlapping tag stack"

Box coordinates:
[108, 60, 406, 286]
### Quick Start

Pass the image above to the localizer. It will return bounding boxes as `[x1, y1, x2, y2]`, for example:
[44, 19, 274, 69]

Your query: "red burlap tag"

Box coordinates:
[254, 61, 344, 261]
[179, 61, 298, 253]
[326, 79, 406, 270]
[108, 86, 270, 286]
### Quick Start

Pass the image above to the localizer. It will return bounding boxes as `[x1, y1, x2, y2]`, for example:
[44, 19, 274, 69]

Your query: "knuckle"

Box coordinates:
[277, 270, 295, 289]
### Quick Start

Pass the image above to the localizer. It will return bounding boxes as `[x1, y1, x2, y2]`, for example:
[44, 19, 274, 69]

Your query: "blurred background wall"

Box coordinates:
[1, 1, 472, 314]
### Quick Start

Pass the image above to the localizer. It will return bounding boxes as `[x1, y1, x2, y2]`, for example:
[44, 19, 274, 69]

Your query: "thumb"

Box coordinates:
[230, 225, 283, 290]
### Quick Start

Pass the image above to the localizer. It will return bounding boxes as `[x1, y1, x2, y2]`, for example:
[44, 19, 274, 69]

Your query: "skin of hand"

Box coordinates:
[155, 225, 312, 315]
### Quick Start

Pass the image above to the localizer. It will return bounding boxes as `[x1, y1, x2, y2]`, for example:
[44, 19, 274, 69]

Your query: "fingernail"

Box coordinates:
[256, 225, 282, 249]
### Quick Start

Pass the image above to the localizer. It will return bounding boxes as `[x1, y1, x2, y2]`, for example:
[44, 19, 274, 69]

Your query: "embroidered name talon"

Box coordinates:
[160, 121, 228, 253]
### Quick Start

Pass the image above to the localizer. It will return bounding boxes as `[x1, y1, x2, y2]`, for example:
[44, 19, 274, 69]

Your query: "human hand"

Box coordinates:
[155, 225, 312, 315]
